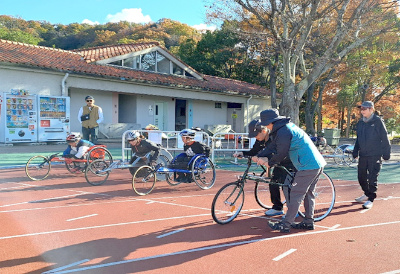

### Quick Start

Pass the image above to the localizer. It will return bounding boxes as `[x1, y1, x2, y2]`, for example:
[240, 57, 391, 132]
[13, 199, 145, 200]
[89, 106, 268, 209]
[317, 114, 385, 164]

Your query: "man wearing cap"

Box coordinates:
[234, 119, 296, 216]
[78, 95, 104, 144]
[252, 109, 326, 233]
[352, 101, 391, 209]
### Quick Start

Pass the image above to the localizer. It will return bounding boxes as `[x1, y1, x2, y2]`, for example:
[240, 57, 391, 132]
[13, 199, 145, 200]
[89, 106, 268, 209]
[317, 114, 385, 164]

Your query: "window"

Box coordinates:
[141, 52, 156, 72]
[105, 50, 199, 79]
[110, 60, 122, 66]
[157, 52, 170, 74]
[123, 57, 134, 68]
[172, 63, 183, 75]
[215, 102, 222, 108]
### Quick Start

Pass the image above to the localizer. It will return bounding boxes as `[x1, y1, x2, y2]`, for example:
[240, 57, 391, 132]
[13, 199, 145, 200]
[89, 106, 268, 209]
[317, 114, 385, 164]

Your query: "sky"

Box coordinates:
[1, 0, 217, 31]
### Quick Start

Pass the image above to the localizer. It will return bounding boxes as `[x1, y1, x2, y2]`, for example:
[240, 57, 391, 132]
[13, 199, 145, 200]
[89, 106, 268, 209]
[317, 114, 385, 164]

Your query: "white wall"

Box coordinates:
[1, 66, 272, 138]
[0, 67, 64, 96]
[192, 100, 227, 129]
[69, 88, 114, 132]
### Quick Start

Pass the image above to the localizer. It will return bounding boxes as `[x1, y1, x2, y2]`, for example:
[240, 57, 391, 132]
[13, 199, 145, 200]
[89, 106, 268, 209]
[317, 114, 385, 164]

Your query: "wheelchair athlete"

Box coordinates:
[171, 128, 210, 183]
[126, 131, 161, 176]
[63, 133, 94, 172]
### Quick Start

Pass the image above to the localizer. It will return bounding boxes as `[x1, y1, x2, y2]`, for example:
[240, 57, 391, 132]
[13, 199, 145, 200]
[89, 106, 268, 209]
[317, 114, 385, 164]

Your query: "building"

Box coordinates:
[0, 39, 271, 140]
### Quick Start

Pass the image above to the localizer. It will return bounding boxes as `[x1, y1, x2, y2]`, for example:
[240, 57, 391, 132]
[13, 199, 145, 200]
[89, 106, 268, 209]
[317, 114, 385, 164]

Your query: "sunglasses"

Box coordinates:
[86, 100, 93, 102]
[360, 107, 370, 111]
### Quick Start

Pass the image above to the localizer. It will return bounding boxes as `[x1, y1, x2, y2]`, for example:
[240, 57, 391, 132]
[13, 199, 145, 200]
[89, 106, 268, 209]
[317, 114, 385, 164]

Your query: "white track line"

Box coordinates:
[273, 249, 297, 261]
[156, 229, 185, 238]
[66, 214, 98, 222]
[381, 270, 400, 274]
[0, 213, 211, 240]
[33, 220, 400, 274]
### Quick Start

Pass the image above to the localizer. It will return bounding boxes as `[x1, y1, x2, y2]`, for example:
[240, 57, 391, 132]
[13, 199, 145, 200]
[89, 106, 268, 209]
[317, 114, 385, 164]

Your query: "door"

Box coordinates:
[226, 103, 243, 132]
[175, 99, 186, 131]
[154, 102, 164, 130]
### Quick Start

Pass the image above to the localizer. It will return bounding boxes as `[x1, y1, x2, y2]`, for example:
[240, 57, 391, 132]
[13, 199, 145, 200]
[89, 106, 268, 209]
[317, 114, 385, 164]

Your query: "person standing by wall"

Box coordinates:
[352, 101, 391, 209]
[78, 95, 104, 144]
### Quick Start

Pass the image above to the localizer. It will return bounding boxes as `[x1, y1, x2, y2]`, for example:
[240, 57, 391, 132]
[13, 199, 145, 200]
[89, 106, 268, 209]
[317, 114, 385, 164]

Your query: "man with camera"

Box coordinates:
[78, 95, 104, 144]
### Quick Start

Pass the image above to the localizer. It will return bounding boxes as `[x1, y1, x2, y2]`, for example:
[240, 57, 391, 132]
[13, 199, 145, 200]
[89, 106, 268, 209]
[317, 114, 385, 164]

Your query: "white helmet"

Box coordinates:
[66, 132, 81, 142]
[179, 129, 196, 138]
[126, 131, 140, 141]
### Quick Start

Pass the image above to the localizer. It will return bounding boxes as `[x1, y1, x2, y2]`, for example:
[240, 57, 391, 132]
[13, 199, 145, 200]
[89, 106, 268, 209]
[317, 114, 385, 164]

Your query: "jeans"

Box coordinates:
[82, 126, 99, 144]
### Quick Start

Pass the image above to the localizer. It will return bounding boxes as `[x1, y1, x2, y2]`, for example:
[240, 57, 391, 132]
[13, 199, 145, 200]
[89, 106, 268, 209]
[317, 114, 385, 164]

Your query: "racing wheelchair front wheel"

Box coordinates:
[25, 155, 51, 181]
[132, 165, 156, 195]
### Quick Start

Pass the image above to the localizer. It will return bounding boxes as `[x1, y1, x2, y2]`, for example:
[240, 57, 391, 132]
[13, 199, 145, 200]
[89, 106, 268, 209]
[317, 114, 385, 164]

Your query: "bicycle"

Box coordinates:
[132, 153, 216, 195]
[84, 150, 170, 186]
[211, 156, 335, 225]
[25, 145, 112, 181]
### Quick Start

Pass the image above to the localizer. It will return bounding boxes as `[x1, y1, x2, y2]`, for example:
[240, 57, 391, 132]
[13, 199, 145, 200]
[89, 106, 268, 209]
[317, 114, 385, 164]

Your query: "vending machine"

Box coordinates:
[3, 90, 38, 143]
[37, 95, 70, 142]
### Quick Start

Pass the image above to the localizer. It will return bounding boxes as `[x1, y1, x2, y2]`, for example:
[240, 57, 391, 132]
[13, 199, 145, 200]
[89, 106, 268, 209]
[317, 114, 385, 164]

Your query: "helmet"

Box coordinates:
[66, 133, 81, 142]
[126, 131, 140, 141]
[179, 129, 196, 138]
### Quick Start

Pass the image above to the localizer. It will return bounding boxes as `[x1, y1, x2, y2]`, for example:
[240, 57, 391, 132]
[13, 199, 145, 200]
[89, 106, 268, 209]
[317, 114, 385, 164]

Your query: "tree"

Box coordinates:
[208, 0, 400, 125]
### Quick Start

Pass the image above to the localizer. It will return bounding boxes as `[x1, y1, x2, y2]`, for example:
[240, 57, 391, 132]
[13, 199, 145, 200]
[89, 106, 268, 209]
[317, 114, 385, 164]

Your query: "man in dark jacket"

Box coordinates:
[234, 119, 296, 216]
[352, 101, 391, 209]
[253, 109, 326, 233]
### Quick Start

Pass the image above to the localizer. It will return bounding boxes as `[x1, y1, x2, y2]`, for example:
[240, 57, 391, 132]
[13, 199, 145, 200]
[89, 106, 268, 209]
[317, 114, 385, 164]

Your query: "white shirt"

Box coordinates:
[68, 145, 90, 159]
[78, 106, 104, 124]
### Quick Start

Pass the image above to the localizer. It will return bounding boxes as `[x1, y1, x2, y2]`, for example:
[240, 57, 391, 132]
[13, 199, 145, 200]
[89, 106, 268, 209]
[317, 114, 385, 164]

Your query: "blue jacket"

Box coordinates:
[259, 118, 326, 171]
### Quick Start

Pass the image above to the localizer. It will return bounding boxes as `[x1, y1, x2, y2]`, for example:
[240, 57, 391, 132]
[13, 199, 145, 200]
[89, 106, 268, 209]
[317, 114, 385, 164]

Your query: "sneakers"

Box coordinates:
[265, 209, 284, 216]
[268, 221, 290, 233]
[355, 194, 368, 203]
[362, 200, 373, 209]
[291, 221, 314, 230]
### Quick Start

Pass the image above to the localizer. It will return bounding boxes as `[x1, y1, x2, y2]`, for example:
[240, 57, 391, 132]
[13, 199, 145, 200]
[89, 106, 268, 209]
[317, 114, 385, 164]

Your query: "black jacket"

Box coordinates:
[244, 132, 295, 172]
[352, 114, 391, 160]
[184, 141, 210, 157]
[257, 118, 292, 166]
[130, 139, 160, 162]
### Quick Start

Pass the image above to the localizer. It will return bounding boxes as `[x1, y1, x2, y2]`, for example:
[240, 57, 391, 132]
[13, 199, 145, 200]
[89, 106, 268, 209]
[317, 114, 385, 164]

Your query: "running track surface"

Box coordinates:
[1, 166, 400, 274]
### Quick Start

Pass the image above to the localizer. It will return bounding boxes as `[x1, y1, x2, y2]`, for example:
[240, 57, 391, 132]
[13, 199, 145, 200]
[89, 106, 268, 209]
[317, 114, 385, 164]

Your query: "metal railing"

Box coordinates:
[121, 129, 253, 163]
[121, 130, 211, 162]
[210, 131, 253, 163]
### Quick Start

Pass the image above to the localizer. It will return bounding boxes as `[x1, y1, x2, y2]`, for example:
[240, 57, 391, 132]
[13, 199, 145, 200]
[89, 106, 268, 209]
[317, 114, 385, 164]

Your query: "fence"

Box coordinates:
[121, 130, 253, 162]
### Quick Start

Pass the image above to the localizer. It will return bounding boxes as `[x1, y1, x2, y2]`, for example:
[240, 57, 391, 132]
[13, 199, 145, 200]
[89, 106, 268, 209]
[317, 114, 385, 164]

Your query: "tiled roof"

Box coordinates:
[0, 39, 269, 97]
[72, 42, 160, 62]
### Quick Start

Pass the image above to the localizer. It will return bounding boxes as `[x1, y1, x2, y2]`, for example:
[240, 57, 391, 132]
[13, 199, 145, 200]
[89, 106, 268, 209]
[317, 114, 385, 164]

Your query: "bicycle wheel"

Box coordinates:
[132, 165, 156, 195]
[333, 147, 345, 165]
[25, 155, 51, 181]
[87, 147, 113, 165]
[191, 156, 216, 190]
[211, 182, 244, 224]
[254, 181, 274, 209]
[85, 159, 110, 186]
[298, 171, 335, 222]
[343, 145, 357, 168]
